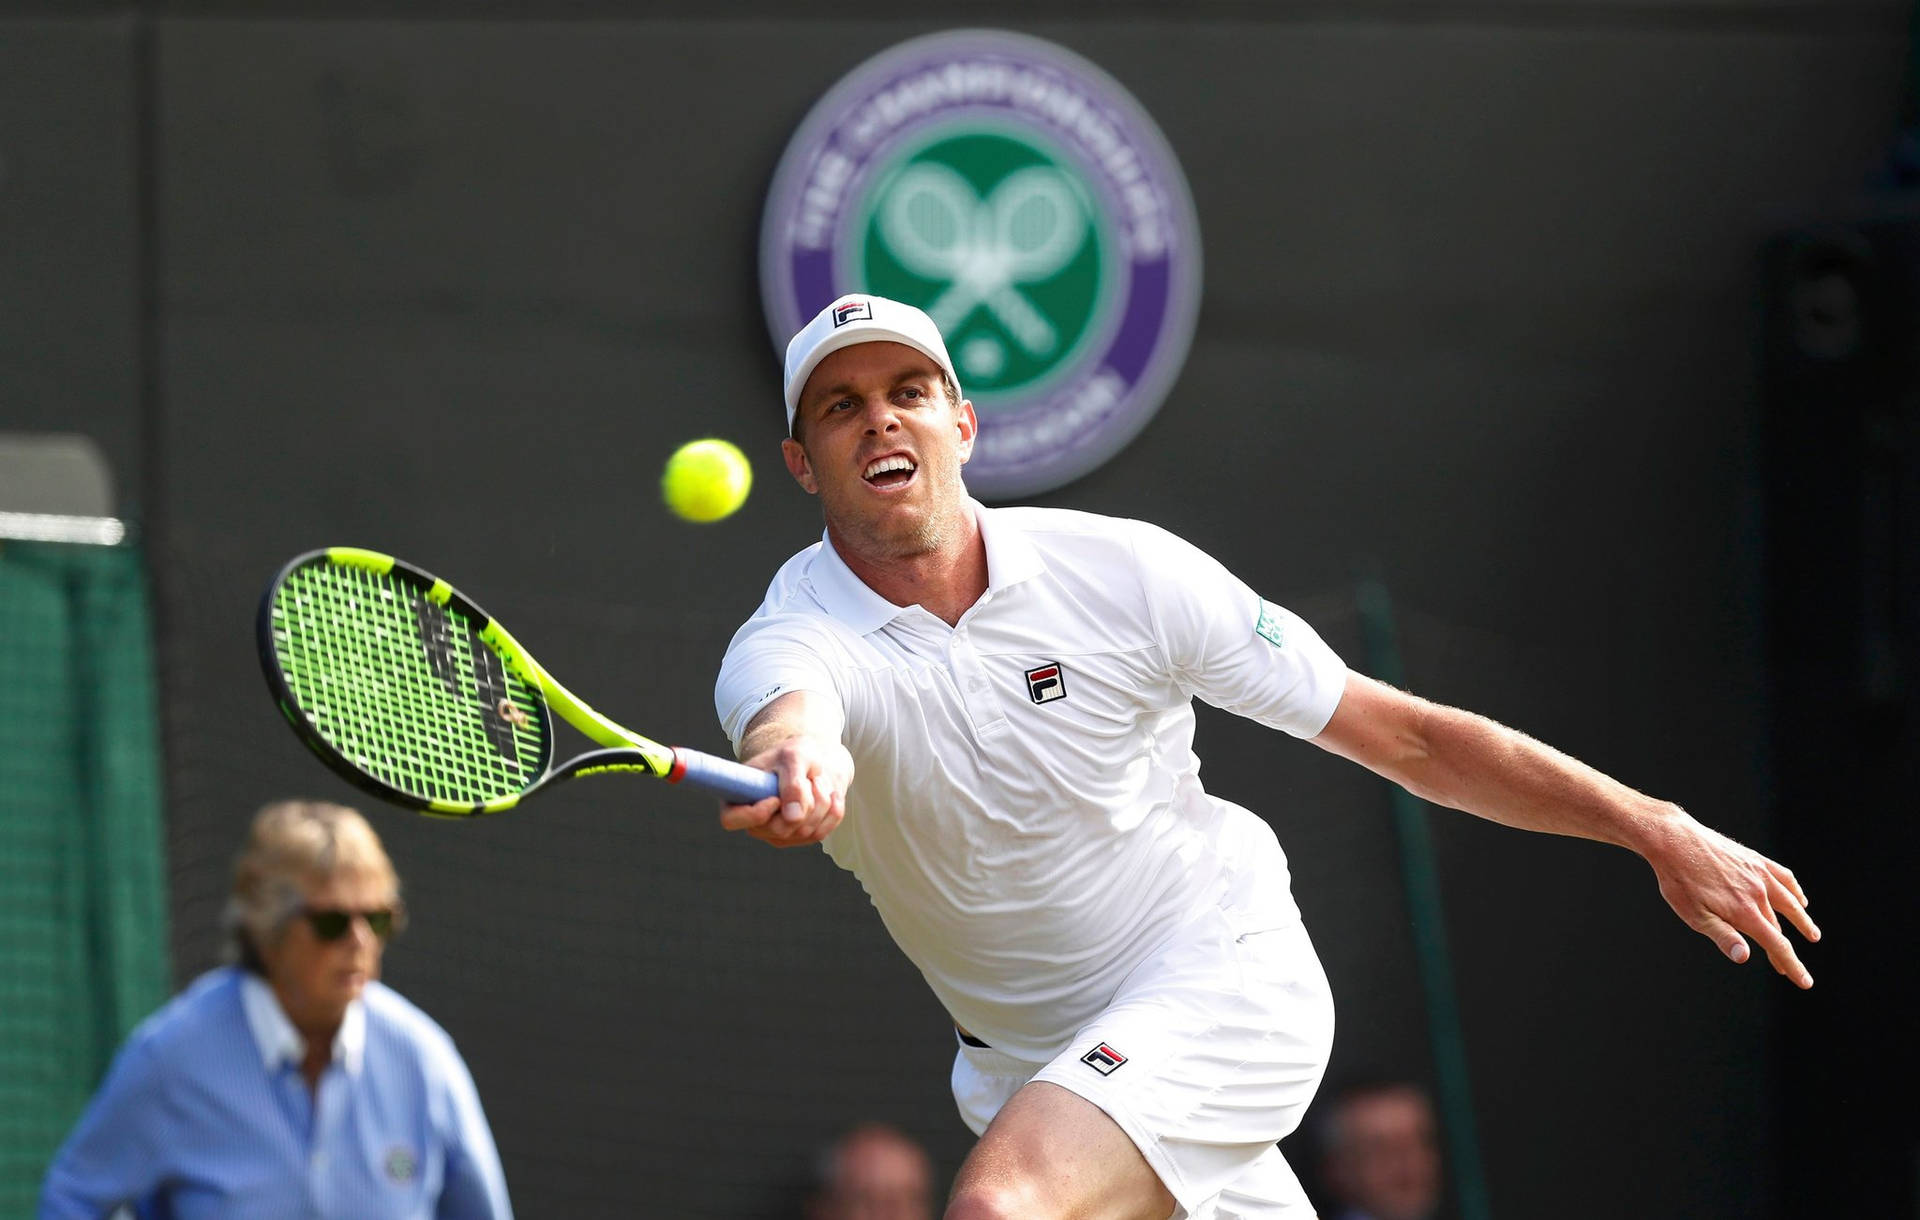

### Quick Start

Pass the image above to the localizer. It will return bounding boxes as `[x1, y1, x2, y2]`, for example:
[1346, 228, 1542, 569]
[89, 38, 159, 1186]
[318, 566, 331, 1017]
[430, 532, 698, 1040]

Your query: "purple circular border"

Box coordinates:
[760, 29, 1202, 499]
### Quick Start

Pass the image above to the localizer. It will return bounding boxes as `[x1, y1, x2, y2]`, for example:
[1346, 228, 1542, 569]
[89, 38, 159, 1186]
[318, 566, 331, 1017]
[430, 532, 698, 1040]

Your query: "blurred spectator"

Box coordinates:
[1316, 1080, 1442, 1220]
[805, 1122, 934, 1220]
[39, 800, 511, 1219]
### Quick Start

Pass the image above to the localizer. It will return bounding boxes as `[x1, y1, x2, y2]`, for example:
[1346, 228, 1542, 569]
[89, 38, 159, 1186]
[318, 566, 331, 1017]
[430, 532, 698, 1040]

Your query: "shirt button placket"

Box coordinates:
[950, 627, 1004, 734]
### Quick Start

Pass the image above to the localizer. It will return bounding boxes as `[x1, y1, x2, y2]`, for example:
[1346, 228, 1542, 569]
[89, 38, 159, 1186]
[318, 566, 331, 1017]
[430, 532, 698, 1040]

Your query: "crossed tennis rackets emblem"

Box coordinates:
[876, 164, 1089, 363]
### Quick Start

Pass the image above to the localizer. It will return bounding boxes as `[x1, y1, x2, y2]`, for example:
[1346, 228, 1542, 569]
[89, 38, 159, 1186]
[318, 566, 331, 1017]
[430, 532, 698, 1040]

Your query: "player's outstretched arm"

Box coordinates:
[723, 690, 854, 848]
[1311, 671, 1820, 988]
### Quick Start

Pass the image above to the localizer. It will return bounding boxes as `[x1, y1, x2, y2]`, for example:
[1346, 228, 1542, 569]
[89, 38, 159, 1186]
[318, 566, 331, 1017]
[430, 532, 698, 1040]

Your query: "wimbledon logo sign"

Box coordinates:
[760, 30, 1202, 498]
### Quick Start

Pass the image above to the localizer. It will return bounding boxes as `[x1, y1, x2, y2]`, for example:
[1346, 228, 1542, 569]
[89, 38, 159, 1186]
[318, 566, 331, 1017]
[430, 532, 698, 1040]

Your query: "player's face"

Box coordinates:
[262, 869, 393, 1030]
[783, 341, 976, 562]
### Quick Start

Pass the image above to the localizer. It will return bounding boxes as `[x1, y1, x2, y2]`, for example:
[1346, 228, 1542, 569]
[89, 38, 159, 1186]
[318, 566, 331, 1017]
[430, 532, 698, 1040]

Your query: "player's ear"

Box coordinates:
[782, 437, 819, 495]
[954, 399, 977, 466]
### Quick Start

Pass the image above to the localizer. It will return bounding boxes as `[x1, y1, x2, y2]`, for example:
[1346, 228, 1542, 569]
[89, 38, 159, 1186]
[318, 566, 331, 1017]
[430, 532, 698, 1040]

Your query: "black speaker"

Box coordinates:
[1761, 205, 1919, 713]
[1759, 198, 1920, 1219]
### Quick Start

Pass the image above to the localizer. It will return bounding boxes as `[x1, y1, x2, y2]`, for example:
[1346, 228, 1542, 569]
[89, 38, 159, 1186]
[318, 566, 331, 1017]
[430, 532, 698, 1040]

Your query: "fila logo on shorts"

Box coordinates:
[1025, 662, 1067, 704]
[832, 299, 872, 327]
[1081, 1043, 1127, 1075]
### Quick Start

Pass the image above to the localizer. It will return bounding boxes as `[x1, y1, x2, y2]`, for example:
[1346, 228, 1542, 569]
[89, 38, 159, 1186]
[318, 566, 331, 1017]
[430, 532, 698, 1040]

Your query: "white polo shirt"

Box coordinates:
[716, 503, 1347, 1061]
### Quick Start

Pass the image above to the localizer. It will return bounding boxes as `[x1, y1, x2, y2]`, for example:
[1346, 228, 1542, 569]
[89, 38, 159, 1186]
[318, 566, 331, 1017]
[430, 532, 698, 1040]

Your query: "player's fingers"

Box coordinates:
[1693, 912, 1750, 965]
[788, 772, 839, 842]
[776, 755, 817, 824]
[719, 795, 780, 832]
[755, 798, 816, 842]
[1768, 872, 1820, 944]
[807, 785, 846, 842]
[1768, 859, 1808, 910]
[748, 823, 815, 848]
[1742, 910, 1813, 989]
[803, 772, 832, 832]
[751, 773, 827, 845]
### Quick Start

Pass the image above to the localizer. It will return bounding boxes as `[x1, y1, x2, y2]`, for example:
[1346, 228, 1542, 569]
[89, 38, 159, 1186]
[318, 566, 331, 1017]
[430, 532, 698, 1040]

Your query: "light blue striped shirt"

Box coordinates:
[39, 967, 512, 1220]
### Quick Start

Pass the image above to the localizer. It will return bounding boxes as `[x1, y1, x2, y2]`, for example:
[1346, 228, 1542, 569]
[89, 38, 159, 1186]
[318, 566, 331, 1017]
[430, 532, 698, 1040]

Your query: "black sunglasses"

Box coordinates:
[300, 906, 401, 942]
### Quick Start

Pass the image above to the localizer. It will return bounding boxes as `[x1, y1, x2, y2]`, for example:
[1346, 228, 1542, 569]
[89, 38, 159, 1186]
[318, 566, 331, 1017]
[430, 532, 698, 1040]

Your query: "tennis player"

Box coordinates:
[714, 294, 1817, 1220]
[39, 800, 512, 1220]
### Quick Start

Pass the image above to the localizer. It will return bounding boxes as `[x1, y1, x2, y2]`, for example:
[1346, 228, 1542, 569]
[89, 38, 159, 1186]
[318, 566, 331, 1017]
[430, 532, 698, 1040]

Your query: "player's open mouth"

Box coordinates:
[863, 454, 918, 490]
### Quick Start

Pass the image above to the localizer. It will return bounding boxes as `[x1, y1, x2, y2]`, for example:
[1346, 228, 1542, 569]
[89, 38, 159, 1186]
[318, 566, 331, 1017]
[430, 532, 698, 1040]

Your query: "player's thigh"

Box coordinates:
[1030, 917, 1333, 1217]
[945, 915, 1332, 1219]
[947, 1079, 1176, 1220]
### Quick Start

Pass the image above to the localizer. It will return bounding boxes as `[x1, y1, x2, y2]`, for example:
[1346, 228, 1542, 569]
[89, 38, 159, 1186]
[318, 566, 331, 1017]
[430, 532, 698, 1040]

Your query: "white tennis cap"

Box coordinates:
[782, 294, 962, 435]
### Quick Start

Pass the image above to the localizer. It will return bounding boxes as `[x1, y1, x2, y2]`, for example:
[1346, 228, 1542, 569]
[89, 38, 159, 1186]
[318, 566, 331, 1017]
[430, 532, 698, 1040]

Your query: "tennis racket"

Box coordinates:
[257, 546, 778, 816]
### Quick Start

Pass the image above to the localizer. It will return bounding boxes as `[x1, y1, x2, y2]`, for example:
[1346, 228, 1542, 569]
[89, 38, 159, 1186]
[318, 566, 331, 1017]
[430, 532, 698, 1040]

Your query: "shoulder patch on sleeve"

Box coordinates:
[1255, 599, 1286, 648]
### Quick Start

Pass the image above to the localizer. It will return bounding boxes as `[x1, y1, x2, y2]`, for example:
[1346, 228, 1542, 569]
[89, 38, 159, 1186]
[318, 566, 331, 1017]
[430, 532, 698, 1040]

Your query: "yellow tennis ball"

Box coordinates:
[662, 438, 752, 523]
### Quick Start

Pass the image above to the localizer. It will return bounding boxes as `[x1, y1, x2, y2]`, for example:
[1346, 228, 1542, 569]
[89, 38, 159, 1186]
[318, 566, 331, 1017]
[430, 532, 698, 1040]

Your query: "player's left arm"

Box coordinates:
[1311, 670, 1820, 988]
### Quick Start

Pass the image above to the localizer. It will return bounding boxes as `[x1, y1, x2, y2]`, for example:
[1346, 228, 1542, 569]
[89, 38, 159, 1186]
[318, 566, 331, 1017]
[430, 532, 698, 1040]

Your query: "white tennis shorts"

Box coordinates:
[950, 911, 1335, 1220]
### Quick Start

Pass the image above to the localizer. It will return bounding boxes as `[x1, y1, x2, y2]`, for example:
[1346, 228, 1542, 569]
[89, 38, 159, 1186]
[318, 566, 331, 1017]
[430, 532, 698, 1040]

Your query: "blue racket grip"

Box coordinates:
[671, 747, 780, 804]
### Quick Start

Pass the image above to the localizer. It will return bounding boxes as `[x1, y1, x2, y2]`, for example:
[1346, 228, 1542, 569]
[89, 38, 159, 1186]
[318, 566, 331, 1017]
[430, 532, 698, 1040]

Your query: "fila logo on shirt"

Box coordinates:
[1081, 1043, 1127, 1075]
[832, 298, 872, 327]
[1024, 662, 1067, 704]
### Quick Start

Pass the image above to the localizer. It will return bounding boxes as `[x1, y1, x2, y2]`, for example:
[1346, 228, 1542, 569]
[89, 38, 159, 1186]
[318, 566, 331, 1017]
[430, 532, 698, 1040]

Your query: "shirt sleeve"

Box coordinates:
[713, 615, 848, 752]
[1129, 520, 1347, 738]
[38, 1032, 170, 1220]
[431, 1038, 513, 1220]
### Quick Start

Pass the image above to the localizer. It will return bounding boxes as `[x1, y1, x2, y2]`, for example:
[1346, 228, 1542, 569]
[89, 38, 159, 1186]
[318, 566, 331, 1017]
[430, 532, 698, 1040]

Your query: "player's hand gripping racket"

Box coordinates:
[257, 547, 778, 816]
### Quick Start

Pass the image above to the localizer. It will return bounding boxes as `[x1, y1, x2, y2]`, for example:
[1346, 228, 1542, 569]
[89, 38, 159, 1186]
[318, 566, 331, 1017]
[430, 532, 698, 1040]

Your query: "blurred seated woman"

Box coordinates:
[40, 799, 512, 1219]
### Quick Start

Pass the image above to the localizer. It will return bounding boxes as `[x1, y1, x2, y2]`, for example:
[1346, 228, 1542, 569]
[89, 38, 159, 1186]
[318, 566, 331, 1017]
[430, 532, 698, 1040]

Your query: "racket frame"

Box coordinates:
[258, 546, 764, 816]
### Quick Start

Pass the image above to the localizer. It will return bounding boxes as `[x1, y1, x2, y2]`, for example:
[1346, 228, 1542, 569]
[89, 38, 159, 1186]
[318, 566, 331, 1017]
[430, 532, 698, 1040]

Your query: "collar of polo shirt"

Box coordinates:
[240, 971, 368, 1077]
[809, 500, 1046, 632]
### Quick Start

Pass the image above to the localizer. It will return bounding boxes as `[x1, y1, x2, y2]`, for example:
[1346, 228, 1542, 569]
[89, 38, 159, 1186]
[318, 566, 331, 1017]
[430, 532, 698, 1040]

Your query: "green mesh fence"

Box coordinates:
[0, 540, 170, 1214]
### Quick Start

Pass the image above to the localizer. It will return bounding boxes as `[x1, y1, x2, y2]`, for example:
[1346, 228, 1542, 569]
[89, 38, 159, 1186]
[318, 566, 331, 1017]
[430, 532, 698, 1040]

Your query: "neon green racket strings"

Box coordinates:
[267, 562, 546, 805]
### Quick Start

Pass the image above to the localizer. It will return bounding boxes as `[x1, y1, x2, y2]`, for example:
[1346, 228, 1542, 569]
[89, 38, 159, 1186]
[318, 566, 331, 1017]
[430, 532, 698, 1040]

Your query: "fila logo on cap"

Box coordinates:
[1025, 662, 1066, 704]
[1081, 1043, 1127, 1075]
[832, 299, 873, 327]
